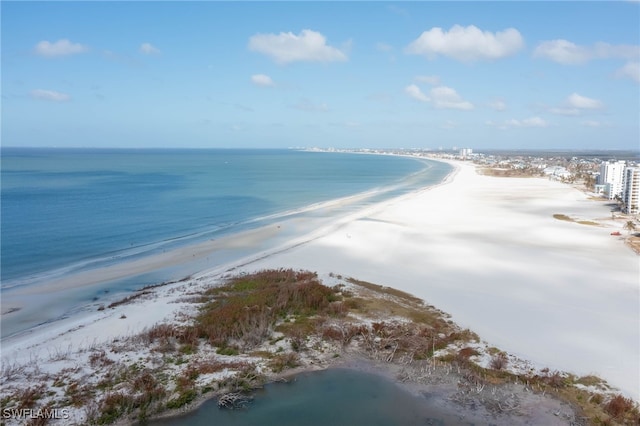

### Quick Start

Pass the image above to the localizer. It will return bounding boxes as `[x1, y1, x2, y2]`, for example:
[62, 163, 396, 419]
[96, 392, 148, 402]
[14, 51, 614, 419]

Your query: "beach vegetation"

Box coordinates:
[216, 346, 240, 356]
[64, 380, 94, 407]
[624, 221, 636, 235]
[578, 220, 600, 226]
[456, 347, 480, 363]
[89, 350, 115, 368]
[489, 352, 509, 370]
[194, 269, 338, 349]
[346, 278, 424, 305]
[219, 364, 265, 394]
[14, 385, 45, 409]
[553, 214, 602, 227]
[269, 352, 300, 373]
[179, 344, 196, 355]
[3, 269, 639, 426]
[604, 395, 638, 421]
[107, 290, 151, 309]
[477, 167, 544, 178]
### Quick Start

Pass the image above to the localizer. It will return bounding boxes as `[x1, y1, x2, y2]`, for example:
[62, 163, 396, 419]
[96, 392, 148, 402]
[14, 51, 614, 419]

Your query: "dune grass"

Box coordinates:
[2, 269, 638, 425]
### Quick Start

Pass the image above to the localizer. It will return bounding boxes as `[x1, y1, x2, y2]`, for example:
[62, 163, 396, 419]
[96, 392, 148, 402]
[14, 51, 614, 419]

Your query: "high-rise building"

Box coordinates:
[459, 148, 473, 159]
[598, 160, 626, 200]
[622, 167, 640, 215]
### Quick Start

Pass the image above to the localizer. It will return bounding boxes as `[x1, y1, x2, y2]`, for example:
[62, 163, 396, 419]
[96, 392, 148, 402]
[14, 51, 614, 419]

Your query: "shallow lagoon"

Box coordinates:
[152, 368, 469, 426]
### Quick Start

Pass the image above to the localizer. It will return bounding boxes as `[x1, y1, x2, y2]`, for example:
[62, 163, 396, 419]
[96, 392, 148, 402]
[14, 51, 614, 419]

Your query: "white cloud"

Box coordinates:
[30, 89, 71, 102]
[548, 93, 603, 116]
[616, 61, 640, 83]
[251, 74, 275, 87]
[405, 84, 473, 110]
[404, 84, 429, 102]
[414, 75, 440, 85]
[248, 29, 347, 64]
[567, 93, 603, 109]
[488, 99, 506, 111]
[533, 39, 640, 64]
[430, 86, 474, 110]
[140, 43, 161, 55]
[405, 25, 524, 62]
[34, 39, 88, 57]
[488, 116, 548, 129]
[533, 40, 590, 64]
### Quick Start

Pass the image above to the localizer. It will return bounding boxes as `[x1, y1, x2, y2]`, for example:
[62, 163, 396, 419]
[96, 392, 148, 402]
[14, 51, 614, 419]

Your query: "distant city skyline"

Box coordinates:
[2, 1, 639, 150]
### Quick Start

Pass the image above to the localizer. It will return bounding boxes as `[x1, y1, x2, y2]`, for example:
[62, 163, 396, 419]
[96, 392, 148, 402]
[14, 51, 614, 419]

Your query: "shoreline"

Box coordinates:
[1, 158, 638, 424]
[147, 353, 582, 426]
[1, 267, 611, 425]
[0, 155, 450, 339]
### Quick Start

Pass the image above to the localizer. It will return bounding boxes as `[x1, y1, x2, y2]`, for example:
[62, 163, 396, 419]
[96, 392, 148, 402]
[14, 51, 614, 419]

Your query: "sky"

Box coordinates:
[2, 1, 639, 150]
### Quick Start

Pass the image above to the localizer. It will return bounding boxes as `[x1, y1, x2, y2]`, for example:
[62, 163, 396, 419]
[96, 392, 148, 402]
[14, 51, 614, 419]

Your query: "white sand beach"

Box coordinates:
[2, 159, 638, 407]
[243, 160, 639, 399]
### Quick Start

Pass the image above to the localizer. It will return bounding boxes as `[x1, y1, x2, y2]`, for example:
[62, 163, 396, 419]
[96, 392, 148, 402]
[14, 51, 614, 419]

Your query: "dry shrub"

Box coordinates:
[191, 359, 249, 375]
[25, 415, 50, 426]
[371, 321, 387, 336]
[490, 353, 509, 370]
[190, 360, 223, 375]
[89, 350, 114, 368]
[544, 371, 566, 389]
[269, 352, 300, 373]
[143, 323, 199, 352]
[321, 323, 366, 346]
[326, 301, 347, 317]
[65, 380, 94, 407]
[97, 392, 131, 424]
[145, 323, 181, 342]
[16, 385, 45, 409]
[132, 371, 158, 394]
[196, 269, 337, 348]
[604, 395, 637, 420]
[456, 347, 479, 364]
[175, 370, 197, 391]
[220, 364, 265, 393]
[287, 328, 307, 352]
[321, 326, 344, 342]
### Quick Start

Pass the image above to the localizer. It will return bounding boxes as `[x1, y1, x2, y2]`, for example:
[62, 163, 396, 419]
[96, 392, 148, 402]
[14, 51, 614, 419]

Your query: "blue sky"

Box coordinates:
[2, 1, 639, 150]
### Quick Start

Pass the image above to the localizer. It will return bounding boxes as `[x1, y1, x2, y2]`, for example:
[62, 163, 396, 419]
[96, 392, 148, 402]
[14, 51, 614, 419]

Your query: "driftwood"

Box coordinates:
[218, 392, 251, 409]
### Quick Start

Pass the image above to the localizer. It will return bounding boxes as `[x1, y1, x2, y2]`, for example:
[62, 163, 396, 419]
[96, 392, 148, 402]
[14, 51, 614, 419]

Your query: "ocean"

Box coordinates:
[1, 148, 451, 337]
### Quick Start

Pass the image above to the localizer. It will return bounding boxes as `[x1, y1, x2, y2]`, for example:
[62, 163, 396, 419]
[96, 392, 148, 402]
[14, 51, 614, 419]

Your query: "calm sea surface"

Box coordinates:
[1, 148, 450, 336]
[151, 368, 468, 426]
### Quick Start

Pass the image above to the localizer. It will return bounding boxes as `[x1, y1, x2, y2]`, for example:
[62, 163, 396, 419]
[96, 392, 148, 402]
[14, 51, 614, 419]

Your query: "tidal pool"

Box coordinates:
[151, 368, 470, 426]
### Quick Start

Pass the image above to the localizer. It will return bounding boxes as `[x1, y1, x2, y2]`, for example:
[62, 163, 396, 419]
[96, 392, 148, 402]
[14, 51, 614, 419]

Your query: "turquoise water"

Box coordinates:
[1, 148, 451, 336]
[151, 368, 467, 426]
